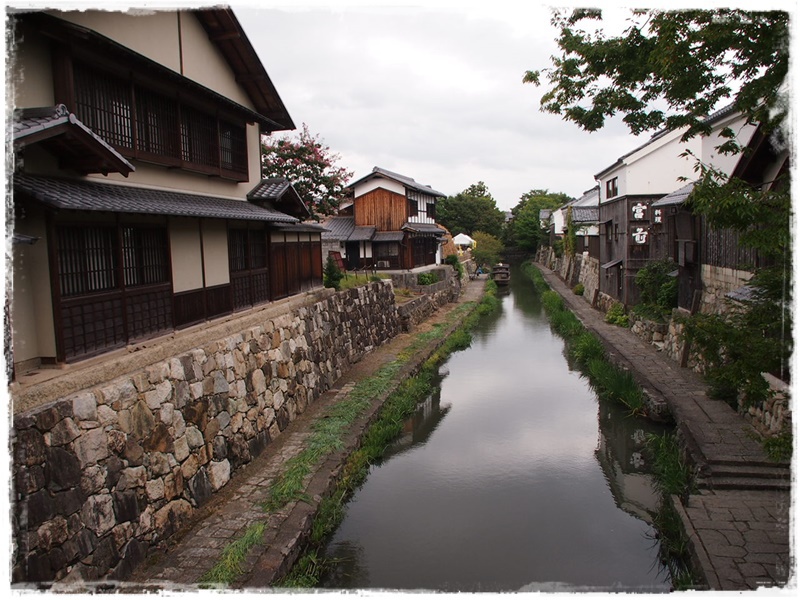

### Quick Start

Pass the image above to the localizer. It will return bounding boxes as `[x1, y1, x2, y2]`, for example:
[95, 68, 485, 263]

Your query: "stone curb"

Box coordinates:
[242, 295, 483, 588]
[115, 278, 486, 591]
[670, 494, 718, 590]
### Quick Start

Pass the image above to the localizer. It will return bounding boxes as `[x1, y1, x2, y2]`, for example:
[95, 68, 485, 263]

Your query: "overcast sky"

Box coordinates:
[6, 0, 794, 210]
[233, 0, 656, 210]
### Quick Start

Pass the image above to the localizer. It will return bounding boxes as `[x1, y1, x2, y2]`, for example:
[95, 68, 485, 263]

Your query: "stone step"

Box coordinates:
[706, 463, 791, 480]
[697, 475, 792, 491]
[707, 457, 791, 469]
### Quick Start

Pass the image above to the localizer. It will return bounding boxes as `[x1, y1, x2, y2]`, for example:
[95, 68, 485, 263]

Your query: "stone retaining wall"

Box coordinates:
[11, 282, 401, 584]
[700, 264, 753, 314]
[741, 374, 792, 438]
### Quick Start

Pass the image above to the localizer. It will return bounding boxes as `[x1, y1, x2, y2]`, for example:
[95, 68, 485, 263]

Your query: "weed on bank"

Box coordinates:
[201, 281, 499, 587]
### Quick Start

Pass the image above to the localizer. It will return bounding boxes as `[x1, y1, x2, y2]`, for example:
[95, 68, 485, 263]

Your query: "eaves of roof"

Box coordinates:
[347, 166, 446, 198]
[21, 11, 289, 132]
[594, 103, 739, 180]
[13, 105, 135, 177]
[248, 177, 311, 220]
[194, 8, 295, 130]
[13, 173, 299, 223]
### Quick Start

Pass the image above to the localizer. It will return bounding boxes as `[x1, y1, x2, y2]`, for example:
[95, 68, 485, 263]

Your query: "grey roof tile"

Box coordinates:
[13, 173, 298, 223]
[348, 166, 446, 197]
[320, 216, 356, 240]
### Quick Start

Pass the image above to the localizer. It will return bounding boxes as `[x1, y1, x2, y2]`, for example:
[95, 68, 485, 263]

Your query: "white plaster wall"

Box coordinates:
[598, 167, 627, 203]
[51, 10, 183, 72]
[626, 134, 700, 194]
[355, 177, 406, 197]
[178, 12, 253, 108]
[203, 221, 230, 287]
[701, 114, 757, 172]
[10, 213, 57, 363]
[169, 218, 204, 293]
[50, 9, 256, 107]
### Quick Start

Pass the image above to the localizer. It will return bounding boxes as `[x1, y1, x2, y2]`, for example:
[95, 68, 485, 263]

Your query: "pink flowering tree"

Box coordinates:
[261, 124, 353, 218]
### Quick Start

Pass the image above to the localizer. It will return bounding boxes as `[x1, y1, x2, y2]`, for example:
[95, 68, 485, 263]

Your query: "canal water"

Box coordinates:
[320, 265, 672, 592]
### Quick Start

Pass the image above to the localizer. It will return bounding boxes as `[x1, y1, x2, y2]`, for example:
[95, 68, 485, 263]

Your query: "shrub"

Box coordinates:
[323, 256, 343, 291]
[635, 258, 678, 312]
[417, 272, 439, 286]
[572, 283, 585, 296]
[604, 302, 629, 327]
[444, 254, 464, 279]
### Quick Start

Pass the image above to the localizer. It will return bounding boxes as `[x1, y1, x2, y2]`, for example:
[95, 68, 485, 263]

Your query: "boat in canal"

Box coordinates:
[491, 263, 511, 286]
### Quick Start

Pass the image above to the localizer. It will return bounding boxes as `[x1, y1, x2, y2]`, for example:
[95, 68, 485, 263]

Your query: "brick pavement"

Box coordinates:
[535, 263, 794, 591]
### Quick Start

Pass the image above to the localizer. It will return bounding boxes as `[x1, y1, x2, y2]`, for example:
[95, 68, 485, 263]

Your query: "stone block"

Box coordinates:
[44, 446, 82, 492]
[81, 494, 116, 537]
[14, 427, 46, 466]
[47, 417, 81, 447]
[71, 392, 98, 422]
[73, 427, 110, 468]
[207, 460, 230, 491]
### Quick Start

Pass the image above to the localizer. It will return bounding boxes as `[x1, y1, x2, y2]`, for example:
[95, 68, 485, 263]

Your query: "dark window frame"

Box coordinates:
[68, 60, 249, 181]
[606, 177, 619, 199]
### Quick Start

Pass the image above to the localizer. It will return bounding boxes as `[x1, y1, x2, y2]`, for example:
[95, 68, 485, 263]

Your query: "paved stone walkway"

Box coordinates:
[535, 264, 794, 591]
[105, 278, 488, 592]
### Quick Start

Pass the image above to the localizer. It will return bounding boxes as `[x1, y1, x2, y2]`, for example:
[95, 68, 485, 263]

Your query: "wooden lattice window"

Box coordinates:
[74, 63, 133, 150]
[70, 60, 248, 180]
[58, 226, 118, 297]
[180, 105, 217, 170]
[122, 226, 169, 287]
[220, 121, 248, 174]
[135, 87, 180, 160]
[229, 229, 249, 272]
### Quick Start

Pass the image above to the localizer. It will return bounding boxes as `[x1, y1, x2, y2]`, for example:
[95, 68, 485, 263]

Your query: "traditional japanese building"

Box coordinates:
[322, 167, 447, 271]
[8, 9, 323, 373]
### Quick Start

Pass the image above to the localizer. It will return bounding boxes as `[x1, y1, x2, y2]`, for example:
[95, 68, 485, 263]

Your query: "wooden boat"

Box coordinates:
[491, 263, 511, 286]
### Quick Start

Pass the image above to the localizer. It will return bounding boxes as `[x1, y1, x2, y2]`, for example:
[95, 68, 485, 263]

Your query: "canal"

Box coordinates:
[319, 265, 672, 592]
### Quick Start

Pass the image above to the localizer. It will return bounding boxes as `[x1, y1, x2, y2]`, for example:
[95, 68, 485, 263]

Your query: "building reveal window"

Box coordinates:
[71, 61, 248, 180]
[229, 227, 270, 310]
[58, 226, 118, 297]
[55, 223, 172, 362]
[122, 227, 169, 287]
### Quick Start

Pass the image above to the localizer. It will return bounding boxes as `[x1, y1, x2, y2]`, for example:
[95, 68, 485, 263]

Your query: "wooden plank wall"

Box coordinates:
[355, 188, 407, 230]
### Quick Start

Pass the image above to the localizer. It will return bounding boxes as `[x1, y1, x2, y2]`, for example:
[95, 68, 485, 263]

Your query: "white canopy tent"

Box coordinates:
[452, 233, 475, 247]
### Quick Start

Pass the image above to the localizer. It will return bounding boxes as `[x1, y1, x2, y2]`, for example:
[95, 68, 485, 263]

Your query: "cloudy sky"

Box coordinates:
[233, 0, 657, 210]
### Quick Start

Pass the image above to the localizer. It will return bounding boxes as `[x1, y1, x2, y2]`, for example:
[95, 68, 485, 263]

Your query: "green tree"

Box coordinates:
[524, 9, 788, 142]
[437, 182, 506, 238]
[507, 189, 571, 251]
[525, 8, 792, 401]
[471, 231, 504, 268]
[261, 123, 353, 218]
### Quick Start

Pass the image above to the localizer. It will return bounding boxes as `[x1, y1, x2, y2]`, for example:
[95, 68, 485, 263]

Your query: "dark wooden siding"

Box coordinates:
[354, 188, 407, 230]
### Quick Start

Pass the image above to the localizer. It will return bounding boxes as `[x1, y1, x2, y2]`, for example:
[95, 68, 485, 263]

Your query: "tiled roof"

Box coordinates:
[652, 181, 696, 207]
[320, 216, 356, 240]
[402, 222, 446, 236]
[348, 226, 375, 242]
[13, 105, 135, 176]
[247, 177, 310, 219]
[571, 207, 599, 223]
[373, 231, 404, 242]
[348, 166, 446, 198]
[248, 177, 293, 200]
[14, 173, 299, 223]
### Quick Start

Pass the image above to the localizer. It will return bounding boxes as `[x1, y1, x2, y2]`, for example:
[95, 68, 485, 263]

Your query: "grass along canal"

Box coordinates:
[288, 264, 678, 592]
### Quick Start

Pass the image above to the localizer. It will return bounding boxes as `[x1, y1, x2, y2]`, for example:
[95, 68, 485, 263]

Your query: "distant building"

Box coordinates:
[322, 167, 447, 270]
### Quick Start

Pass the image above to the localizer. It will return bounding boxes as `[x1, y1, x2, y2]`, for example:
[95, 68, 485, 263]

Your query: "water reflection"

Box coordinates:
[321, 264, 671, 592]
